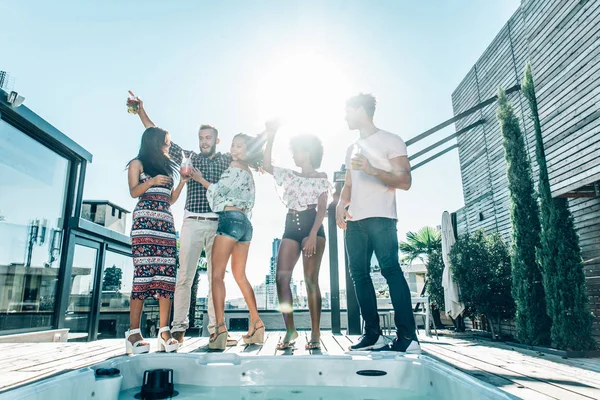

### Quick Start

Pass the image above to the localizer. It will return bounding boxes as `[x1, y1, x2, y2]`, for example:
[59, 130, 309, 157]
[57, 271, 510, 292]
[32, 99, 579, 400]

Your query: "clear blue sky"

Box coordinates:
[2, 0, 521, 299]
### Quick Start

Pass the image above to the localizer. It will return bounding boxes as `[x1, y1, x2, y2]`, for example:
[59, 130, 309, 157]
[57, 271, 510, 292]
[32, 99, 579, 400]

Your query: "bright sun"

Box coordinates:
[255, 50, 354, 135]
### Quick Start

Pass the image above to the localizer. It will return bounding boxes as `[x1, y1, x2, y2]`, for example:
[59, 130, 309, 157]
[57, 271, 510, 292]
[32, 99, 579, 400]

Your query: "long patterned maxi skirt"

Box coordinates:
[130, 183, 177, 300]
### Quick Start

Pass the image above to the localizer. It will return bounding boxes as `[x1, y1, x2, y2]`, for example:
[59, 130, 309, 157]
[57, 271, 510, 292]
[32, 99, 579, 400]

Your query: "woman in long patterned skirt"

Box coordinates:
[125, 127, 189, 354]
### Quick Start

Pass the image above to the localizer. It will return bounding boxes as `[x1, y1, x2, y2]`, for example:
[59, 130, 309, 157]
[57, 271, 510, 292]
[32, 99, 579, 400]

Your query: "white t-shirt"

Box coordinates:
[345, 130, 408, 221]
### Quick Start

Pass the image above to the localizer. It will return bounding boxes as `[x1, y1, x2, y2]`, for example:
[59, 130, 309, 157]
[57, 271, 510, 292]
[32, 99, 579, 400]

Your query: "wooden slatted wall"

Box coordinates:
[523, 0, 600, 197]
[452, 12, 530, 242]
[452, 0, 600, 344]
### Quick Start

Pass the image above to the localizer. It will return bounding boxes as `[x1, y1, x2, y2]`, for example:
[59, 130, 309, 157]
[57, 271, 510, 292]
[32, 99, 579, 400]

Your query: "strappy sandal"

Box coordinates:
[209, 322, 228, 351]
[276, 331, 299, 350]
[243, 320, 265, 345]
[210, 333, 238, 346]
[125, 328, 150, 355]
[305, 341, 321, 350]
[157, 326, 179, 353]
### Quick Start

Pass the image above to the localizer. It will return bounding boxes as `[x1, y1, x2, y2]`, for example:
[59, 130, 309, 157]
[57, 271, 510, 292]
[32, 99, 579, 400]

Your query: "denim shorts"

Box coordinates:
[216, 210, 253, 243]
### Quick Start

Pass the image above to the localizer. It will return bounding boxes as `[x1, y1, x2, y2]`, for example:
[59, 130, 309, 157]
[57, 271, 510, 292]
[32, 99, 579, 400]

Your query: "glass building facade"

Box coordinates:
[0, 88, 134, 341]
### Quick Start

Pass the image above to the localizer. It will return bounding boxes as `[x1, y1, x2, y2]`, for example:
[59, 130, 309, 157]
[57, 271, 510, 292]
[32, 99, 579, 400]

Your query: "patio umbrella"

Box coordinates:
[441, 211, 465, 319]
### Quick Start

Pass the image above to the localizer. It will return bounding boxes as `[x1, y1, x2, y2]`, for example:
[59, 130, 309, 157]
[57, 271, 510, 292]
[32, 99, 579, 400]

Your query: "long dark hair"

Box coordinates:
[127, 127, 178, 177]
[234, 133, 266, 170]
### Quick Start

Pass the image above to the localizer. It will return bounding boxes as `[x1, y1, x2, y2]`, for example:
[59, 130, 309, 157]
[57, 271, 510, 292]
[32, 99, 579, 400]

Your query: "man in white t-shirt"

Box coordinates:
[336, 93, 420, 354]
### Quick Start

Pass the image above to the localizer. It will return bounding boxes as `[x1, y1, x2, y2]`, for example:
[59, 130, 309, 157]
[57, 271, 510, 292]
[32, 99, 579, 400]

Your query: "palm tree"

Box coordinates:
[399, 226, 441, 264]
[399, 226, 444, 328]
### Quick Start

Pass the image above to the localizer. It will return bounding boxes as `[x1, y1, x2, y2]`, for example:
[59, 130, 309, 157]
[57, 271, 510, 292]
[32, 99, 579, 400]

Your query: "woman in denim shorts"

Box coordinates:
[193, 132, 266, 350]
[263, 120, 331, 350]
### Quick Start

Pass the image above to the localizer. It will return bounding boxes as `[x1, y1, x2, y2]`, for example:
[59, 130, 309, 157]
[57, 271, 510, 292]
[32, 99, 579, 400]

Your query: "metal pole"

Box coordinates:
[331, 165, 362, 335]
[327, 203, 341, 334]
[345, 238, 361, 335]
[405, 84, 521, 146]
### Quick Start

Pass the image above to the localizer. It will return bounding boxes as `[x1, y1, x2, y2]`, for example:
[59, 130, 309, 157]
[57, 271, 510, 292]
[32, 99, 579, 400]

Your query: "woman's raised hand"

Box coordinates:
[265, 118, 282, 136]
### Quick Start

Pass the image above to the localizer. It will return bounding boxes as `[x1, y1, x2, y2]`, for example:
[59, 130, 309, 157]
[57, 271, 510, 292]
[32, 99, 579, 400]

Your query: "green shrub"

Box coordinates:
[497, 88, 551, 346]
[522, 64, 595, 350]
[450, 231, 515, 335]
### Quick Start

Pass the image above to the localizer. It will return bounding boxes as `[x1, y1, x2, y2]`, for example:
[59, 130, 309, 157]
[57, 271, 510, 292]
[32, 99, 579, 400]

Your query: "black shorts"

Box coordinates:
[282, 209, 326, 244]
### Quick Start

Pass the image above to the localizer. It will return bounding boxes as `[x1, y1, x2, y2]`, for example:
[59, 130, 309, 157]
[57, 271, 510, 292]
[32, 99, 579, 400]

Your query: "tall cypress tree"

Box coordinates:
[522, 64, 595, 350]
[497, 88, 551, 345]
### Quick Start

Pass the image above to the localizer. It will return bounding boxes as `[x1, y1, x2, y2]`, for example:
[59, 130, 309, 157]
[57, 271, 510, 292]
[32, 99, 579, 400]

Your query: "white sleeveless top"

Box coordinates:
[273, 167, 332, 211]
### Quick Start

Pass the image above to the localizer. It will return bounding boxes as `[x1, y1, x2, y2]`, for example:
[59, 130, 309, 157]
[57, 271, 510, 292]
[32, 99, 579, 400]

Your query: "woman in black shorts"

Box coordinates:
[263, 121, 331, 350]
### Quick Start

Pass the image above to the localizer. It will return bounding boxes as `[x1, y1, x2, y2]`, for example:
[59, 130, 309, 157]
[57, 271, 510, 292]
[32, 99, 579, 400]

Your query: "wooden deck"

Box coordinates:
[420, 335, 600, 400]
[1, 332, 599, 399]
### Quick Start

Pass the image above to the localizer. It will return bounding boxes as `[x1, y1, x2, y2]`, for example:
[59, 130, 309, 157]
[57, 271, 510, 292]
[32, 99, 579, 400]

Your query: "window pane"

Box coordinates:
[0, 120, 69, 333]
[64, 244, 98, 340]
[99, 249, 161, 339]
[99, 250, 132, 339]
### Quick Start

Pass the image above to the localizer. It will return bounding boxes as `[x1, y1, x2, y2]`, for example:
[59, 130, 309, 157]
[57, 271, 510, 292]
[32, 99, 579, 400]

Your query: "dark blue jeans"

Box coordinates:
[345, 218, 416, 340]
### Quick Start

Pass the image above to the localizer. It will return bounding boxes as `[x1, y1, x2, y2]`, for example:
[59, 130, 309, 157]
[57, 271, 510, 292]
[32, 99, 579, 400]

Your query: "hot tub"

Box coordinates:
[0, 353, 518, 399]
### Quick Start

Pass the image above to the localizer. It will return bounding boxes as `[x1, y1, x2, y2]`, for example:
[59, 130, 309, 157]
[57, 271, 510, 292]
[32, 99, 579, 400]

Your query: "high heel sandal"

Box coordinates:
[209, 322, 228, 351]
[157, 326, 179, 353]
[243, 320, 265, 345]
[125, 328, 150, 355]
[305, 341, 321, 350]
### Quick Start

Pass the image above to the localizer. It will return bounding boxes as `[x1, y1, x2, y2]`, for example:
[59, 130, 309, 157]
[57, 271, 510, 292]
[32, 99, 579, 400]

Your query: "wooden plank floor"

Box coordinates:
[1, 331, 600, 400]
[419, 335, 600, 400]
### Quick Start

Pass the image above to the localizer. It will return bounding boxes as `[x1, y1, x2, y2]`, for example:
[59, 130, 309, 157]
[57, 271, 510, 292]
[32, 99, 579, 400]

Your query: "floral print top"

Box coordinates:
[207, 167, 255, 214]
[273, 167, 332, 211]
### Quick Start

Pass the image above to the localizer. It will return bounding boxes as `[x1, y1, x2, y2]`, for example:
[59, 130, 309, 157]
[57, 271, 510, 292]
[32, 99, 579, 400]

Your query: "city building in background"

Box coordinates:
[266, 238, 280, 310]
[81, 200, 130, 235]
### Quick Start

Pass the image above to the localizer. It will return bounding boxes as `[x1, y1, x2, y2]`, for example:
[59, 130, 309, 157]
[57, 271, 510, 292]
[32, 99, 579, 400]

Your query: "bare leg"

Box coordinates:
[128, 298, 148, 345]
[231, 242, 263, 335]
[302, 237, 325, 343]
[211, 235, 237, 332]
[276, 239, 302, 343]
[158, 298, 174, 342]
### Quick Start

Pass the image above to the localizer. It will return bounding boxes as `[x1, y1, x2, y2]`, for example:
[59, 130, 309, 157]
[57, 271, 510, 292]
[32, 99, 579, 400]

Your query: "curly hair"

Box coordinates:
[233, 133, 266, 170]
[290, 134, 324, 169]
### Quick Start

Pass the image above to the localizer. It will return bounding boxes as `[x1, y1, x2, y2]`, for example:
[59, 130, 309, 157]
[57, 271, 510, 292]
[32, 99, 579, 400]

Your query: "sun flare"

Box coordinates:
[255, 50, 354, 135]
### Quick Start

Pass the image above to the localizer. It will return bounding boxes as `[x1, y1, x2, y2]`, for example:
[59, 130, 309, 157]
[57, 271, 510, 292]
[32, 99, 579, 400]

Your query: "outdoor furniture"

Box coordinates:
[412, 296, 438, 339]
[359, 310, 395, 336]
[380, 312, 393, 336]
